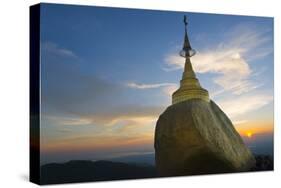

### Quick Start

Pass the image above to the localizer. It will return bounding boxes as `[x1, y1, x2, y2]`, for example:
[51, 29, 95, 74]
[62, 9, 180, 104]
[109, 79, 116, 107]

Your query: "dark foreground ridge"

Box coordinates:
[40, 155, 273, 185]
[41, 160, 157, 184]
[250, 155, 274, 171]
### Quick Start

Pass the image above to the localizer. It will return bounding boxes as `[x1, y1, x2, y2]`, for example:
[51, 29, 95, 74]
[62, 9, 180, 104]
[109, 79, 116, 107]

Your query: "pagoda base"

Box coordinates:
[172, 88, 209, 104]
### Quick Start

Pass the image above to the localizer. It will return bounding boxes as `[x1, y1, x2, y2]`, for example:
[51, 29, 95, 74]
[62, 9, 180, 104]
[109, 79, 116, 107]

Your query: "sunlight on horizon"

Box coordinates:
[246, 131, 253, 138]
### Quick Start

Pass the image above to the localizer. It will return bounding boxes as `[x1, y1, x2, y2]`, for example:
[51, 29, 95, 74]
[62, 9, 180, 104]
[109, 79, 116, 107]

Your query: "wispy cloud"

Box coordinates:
[41, 41, 78, 59]
[81, 105, 164, 127]
[162, 84, 179, 96]
[126, 81, 178, 98]
[46, 105, 164, 128]
[232, 119, 248, 125]
[46, 116, 93, 126]
[163, 24, 272, 97]
[126, 82, 176, 89]
[216, 94, 273, 119]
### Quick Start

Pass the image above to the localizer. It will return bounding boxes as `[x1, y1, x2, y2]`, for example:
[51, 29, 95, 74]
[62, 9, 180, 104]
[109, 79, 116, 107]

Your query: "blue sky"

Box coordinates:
[39, 3, 274, 164]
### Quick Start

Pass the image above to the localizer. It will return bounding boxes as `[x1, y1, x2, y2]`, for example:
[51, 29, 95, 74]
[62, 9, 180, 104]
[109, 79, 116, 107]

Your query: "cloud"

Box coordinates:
[126, 81, 178, 98]
[232, 119, 248, 125]
[126, 81, 178, 100]
[162, 84, 179, 96]
[46, 116, 93, 126]
[41, 41, 78, 59]
[216, 94, 273, 119]
[126, 82, 176, 89]
[163, 24, 272, 96]
[163, 54, 184, 71]
[70, 105, 164, 127]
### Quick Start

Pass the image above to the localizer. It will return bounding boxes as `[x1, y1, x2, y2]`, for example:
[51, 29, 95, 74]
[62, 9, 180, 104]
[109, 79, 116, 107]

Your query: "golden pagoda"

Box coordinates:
[172, 16, 209, 104]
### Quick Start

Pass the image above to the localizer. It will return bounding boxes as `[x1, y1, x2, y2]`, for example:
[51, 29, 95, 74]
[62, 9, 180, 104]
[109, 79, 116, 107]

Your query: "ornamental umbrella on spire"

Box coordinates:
[180, 15, 196, 58]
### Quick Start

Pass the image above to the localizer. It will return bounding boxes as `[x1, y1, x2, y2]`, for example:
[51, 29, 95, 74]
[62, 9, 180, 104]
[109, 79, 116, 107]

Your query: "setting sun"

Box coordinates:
[246, 132, 253, 138]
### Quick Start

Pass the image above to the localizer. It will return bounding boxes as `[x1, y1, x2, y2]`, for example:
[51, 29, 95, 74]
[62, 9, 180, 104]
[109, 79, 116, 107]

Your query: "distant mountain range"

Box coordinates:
[41, 160, 157, 184]
[109, 153, 155, 166]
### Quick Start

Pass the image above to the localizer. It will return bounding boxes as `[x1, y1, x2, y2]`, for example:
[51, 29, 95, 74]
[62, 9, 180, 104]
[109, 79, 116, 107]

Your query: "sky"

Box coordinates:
[39, 3, 274, 164]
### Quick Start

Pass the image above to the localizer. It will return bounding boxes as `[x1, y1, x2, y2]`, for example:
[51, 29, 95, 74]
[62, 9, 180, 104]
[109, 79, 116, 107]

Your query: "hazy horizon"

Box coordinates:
[40, 131, 273, 165]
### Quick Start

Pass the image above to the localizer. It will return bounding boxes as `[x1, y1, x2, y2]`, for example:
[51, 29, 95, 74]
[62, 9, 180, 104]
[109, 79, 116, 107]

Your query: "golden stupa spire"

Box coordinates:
[172, 16, 209, 104]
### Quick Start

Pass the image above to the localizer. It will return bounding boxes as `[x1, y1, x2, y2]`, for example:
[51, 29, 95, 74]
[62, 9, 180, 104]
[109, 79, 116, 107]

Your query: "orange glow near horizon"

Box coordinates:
[41, 132, 154, 153]
[234, 120, 273, 138]
[41, 120, 273, 154]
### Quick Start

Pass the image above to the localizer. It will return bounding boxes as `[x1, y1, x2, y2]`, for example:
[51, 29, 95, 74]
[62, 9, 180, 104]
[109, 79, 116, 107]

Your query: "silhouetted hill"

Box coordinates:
[110, 153, 155, 165]
[41, 160, 157, 184]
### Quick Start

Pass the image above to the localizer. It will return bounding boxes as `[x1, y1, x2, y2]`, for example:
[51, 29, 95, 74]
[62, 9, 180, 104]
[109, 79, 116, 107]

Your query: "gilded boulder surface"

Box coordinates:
[154, 99, 255, 176]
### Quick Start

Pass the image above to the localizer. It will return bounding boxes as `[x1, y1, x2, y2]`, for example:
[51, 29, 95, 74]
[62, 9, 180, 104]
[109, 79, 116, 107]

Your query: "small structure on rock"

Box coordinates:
[154, 16, 255, 176]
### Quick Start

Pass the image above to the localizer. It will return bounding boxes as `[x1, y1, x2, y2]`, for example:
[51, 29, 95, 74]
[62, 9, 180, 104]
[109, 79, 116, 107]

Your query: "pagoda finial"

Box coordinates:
[172, 16, 209, 104]
[180, 15, 196, 58]
[184, 15, 188, 26]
